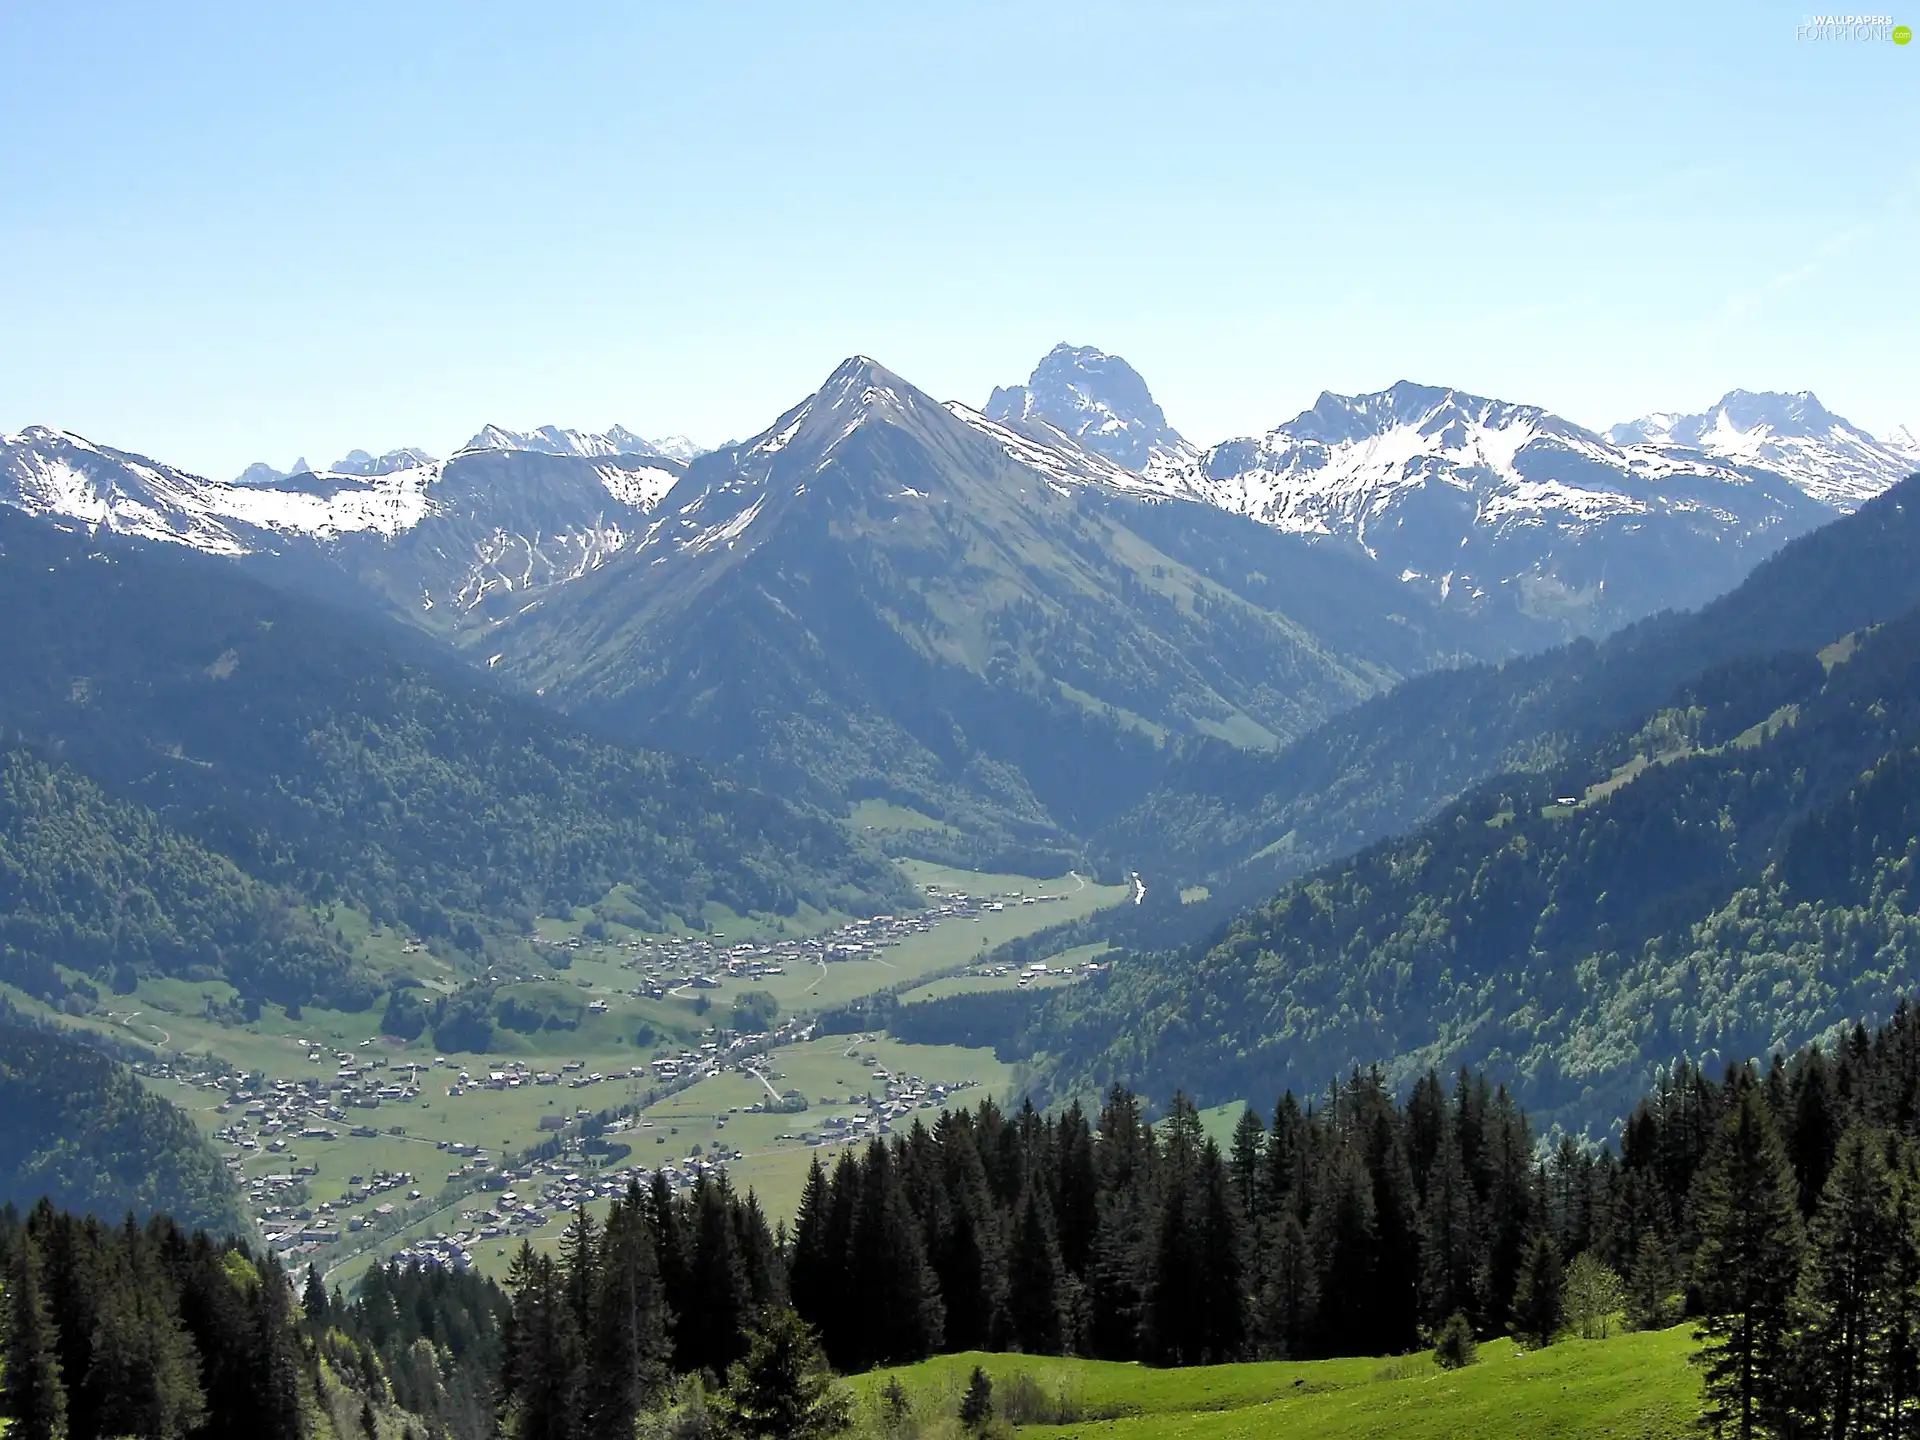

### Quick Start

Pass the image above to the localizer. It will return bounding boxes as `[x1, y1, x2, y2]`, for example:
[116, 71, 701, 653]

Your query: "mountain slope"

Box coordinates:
[1100, 469, 1920, 896]
[1045, 482, 1920, 1129]
[0, 744, 368, 1009]
[477, 357, 1518, 861]
[0, 508, 910, 964]
[0, 1016, 246, 1235]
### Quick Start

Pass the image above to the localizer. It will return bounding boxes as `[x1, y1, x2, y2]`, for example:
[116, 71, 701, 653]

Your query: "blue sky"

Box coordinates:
[2, 1, 1914, 477]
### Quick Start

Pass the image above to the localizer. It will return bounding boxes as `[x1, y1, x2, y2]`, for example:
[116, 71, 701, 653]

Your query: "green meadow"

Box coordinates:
[850, 1328, 1701, 1440]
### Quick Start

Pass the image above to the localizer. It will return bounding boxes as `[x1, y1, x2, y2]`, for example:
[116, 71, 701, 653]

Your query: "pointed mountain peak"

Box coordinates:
[985, 342, 1188, 472]
[814, 355, 920, 409]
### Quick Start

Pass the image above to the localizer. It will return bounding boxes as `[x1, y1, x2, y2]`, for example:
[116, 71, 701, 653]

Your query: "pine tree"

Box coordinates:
[1789, 1126, 1901, 1437]
[4, 1238, 68, 1440]
[958, 1366, 993, 1434]
[583, 1186, 671, 1440]
[1002, 1188, 1062, 1355]
[1510, 1232, 1564, 1347]
[1626, 1230, 1679, 1332]
[1692, 1087, 1804, 1440]
[715, 1308, 850, 1440]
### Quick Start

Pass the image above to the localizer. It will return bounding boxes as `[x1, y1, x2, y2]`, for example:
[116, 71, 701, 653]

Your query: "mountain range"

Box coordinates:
[3, 346, 1915, 870]
[1, 340, 1918, 1141]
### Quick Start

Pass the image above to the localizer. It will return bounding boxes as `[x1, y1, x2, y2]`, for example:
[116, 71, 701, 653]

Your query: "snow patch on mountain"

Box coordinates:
[1609, 390, 1914, 509]
[465, 422, 706, 462]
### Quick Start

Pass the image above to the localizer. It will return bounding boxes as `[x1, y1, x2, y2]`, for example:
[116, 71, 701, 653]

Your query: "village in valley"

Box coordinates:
[120, 863, 1126, 1285]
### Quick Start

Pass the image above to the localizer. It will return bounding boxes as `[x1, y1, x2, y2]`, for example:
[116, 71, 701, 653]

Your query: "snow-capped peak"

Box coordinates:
[986, 342, 1196, 475]
[1609, 389, 1914, 508]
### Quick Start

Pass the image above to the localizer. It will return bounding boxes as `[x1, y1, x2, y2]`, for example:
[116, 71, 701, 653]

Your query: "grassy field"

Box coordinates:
[851, 1329, 1701, 1439]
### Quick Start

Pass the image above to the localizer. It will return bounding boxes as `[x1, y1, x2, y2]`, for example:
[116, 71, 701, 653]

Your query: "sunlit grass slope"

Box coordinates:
[854, 1328, 1699, 1440]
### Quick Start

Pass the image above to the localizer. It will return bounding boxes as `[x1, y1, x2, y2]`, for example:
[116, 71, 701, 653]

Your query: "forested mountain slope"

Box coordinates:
[0, 744, 365, 1008]
[0, 1019, 245, 1236]
[1099, 472, 1920, 895]
[1044, 487, 1920, 1130]
[0, 509, 910, 1004]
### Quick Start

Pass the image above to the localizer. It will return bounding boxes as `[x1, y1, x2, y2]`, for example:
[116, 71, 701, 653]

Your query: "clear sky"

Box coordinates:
[2, 1, 1914, 478]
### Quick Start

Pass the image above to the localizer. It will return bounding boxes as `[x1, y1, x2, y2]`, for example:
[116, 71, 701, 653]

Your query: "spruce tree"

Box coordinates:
[248, 1253, 307, 1440]
[1790, 1126, 1901, 1436]
[1256, 1212, 1316, 1358]
[1510, 1232, 1564, 1347]
[583, 1186, 671, 1440]
[849, 1141, 943, 1368]
[715, 1308, 850, 1440]
[1418, 1121, 1479, 1330]
[4, 1238, 68, 1440]
[1193, 1140, 1249, 1363]
[685, 1175, 753, 1378]
[1692, 1086, 1804, 1440]
[1308, 1141, 1377, 1356]
[1228, 1107, 1266, 1218]
[1002, 1187, 1063, 1355]
[958, 1366, 993, 1434]
[1626, 1231, 1679, 1332]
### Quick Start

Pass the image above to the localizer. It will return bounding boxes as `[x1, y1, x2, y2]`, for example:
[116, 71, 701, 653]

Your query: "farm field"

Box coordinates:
[851, 1328, 1701, 1439]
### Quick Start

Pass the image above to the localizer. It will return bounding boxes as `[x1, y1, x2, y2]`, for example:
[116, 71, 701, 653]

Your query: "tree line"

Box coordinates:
[0, 1201, 306, 1440]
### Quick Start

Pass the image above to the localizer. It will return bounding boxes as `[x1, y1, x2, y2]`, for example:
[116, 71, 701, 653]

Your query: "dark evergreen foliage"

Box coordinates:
[0, 1019, 245, 1236]
[0, 1203, 313, 1440]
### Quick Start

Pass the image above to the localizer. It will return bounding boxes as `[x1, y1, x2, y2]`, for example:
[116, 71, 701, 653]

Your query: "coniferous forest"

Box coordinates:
[20, 1006, 1920, 1437]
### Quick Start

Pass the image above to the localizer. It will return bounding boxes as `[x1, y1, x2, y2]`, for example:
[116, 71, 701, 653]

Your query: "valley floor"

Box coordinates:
[853, 1329, 1700, 1440]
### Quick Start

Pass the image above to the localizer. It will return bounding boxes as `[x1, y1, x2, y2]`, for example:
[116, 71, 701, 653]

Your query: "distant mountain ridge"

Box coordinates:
[1608, 388, 1920, 508]
[8, 353, 1910, 652]
[464, 422, 706, 461]
[980, 349, 1916, 635]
